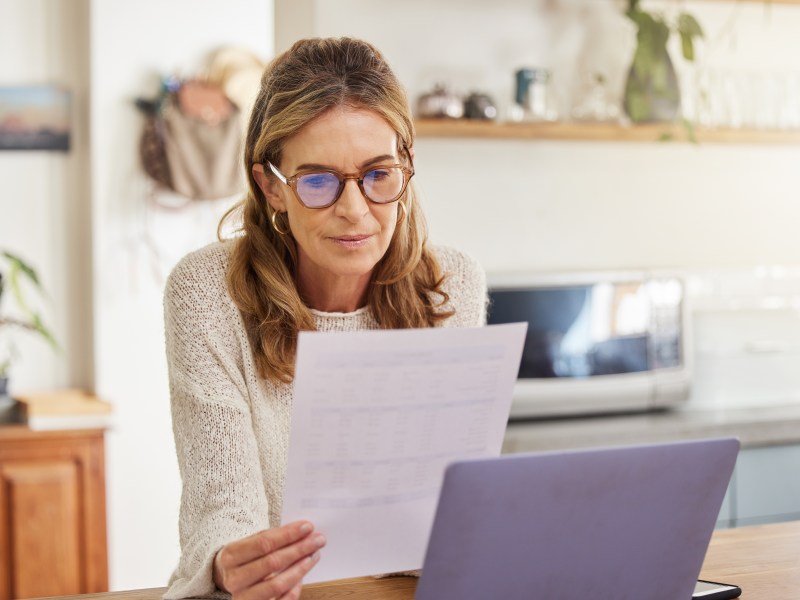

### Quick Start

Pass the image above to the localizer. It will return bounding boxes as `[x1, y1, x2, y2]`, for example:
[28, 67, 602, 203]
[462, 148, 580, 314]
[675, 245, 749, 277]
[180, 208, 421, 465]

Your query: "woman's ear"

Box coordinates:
[252, 164, 287, 212]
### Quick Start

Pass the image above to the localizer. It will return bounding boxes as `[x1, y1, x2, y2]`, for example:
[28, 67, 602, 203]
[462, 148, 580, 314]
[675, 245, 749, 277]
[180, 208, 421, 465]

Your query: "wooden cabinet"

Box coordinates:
[0, 427, 108, 600]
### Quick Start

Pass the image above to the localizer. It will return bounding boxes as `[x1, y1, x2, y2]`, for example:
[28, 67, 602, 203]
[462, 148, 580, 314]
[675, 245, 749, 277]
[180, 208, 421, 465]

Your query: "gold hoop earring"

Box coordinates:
[397, 200, 408, 225]
[270, 210, 290, 235]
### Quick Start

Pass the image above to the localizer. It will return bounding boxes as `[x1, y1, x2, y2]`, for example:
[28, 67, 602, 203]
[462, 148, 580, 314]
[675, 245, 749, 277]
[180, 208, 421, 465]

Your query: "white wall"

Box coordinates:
[277, 0, 800, 273]
[416, 140, 800, 273]
[0, 0, 92, 393]
[89, 0, 272, 589]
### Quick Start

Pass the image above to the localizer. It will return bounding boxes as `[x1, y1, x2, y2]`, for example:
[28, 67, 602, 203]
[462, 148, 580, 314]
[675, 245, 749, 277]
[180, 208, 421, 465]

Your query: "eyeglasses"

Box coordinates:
[266, 158, 414, 209]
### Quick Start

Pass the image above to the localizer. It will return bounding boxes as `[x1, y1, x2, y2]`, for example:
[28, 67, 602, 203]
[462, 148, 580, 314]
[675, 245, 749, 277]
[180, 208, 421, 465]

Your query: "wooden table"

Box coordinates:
[36, 520, 800, 600]
[696, 520, 800, 599]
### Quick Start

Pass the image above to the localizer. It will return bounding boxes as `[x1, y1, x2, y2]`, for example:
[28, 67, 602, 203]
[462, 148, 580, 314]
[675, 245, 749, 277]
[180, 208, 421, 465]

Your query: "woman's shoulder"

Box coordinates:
[431, 244, 485, 288]
[430, 244, 487, 327]
[165, 239, 236, 303]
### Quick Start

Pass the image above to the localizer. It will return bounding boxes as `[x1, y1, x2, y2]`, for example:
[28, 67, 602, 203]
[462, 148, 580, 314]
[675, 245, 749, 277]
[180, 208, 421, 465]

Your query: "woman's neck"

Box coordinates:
[297, 269, 372, 313]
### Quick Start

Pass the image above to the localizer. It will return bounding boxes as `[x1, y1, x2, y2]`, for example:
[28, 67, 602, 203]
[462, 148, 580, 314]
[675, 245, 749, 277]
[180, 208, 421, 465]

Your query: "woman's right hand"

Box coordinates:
[212, 520, 326, 600]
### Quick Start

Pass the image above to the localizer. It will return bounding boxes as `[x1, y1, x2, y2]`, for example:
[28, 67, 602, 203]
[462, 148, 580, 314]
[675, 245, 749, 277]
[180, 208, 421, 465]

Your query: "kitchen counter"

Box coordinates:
[502, 402, 800, 453]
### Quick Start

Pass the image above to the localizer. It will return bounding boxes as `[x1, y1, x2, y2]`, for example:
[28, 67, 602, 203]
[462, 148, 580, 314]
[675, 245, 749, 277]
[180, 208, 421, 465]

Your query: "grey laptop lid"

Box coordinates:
[415, 438, 739, 600]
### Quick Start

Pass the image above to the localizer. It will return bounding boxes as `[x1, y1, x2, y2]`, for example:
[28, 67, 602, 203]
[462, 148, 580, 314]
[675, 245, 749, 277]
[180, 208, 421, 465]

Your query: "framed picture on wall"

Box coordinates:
[0, 86, 71, 151]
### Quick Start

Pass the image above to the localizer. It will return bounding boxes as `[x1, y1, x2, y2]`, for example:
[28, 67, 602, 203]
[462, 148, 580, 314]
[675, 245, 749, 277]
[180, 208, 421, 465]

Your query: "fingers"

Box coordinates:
[279, 579, 303, 600]
[240, 550, 321, 600]
[229, 530, 326, 591]
[220, 521, 315, 567]
[214, 521, 326, 597]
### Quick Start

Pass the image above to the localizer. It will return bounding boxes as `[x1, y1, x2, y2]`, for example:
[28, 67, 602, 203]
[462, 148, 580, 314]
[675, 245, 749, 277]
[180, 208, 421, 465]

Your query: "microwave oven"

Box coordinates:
[487, 271, 691, 420]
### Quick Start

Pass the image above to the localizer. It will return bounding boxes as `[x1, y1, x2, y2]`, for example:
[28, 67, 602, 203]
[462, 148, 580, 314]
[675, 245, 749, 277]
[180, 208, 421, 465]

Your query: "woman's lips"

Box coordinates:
[331, 234, 372, 248]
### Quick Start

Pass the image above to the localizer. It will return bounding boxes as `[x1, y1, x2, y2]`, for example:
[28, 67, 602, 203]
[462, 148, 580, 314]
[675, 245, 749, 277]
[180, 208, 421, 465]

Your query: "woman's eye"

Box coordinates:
[367, 169, 390, 181]
[303, 174, 334, 188]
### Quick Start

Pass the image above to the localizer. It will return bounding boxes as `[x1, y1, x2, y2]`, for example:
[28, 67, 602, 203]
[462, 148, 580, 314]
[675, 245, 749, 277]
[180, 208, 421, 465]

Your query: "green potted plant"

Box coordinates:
[623, 0, 704, 124]
[0, 251, 58, 421]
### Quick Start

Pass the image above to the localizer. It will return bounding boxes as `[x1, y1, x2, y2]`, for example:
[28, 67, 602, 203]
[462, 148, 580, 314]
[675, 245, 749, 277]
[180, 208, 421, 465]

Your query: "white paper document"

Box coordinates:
[281, 322, 527, 583]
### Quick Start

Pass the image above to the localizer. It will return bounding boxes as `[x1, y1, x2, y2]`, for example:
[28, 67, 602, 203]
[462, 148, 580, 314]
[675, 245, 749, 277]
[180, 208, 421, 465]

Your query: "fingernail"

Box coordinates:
[313, 533, 326, 547]
[299, 522, 313, 534]
[306, 551, 320, 564]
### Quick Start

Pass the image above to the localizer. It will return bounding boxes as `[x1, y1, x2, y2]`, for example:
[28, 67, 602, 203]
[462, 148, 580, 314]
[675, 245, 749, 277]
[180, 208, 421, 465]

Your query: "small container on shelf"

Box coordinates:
[416, 83, 464, 119]
[570, 73, 622, 124]
[510, 67, 558, 123]
[463, 91, 498, 121]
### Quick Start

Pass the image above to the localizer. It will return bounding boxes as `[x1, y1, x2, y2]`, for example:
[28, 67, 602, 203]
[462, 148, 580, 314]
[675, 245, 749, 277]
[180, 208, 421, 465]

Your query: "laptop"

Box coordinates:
[414, 437, 739, 600]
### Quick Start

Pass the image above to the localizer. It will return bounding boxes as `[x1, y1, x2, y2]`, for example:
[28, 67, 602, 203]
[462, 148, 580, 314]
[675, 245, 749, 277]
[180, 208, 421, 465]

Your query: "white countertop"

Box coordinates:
[502, 401, 800, 453]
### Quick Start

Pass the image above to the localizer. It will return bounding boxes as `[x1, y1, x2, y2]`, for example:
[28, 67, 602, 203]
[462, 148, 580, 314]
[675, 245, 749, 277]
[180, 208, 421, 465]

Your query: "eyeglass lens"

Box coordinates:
[295, 167, 406, 208]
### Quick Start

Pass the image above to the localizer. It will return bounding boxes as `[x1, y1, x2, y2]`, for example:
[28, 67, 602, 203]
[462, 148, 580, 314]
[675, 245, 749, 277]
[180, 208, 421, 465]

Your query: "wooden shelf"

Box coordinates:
[414, 118, 800, 145]
[713, 0, 800, 3]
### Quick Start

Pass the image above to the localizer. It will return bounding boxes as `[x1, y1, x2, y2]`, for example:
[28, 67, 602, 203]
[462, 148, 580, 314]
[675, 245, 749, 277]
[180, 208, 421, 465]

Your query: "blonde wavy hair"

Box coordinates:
[219, 37, 453, 384]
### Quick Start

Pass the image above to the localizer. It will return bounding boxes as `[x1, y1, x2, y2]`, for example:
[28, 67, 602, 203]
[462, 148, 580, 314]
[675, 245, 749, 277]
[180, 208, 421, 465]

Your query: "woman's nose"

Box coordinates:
[334, 179, 369, 222]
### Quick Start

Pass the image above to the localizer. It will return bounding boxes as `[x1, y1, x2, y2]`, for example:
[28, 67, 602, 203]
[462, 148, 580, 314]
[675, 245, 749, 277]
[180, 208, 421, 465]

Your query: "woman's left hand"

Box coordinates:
[212, 520, 326, 600]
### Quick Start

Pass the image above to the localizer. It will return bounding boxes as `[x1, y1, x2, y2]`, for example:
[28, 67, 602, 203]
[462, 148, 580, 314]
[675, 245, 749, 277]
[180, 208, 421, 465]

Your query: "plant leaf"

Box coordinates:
[1, 251, 59, 354]
[678, 13, 704, 39]
[6, 261, 34, 320]
[2, 251, 43, 291]
[679, 30, 695, 61]
[31, 313, 60, 351]
[677, 13, 704, 61]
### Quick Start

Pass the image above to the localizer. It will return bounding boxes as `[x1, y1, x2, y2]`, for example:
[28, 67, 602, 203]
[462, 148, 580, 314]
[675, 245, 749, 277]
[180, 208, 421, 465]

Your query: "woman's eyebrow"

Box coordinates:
[294, 154, 398, 172]
[360, 154, 397, 168]
[294, 162, 331, 171]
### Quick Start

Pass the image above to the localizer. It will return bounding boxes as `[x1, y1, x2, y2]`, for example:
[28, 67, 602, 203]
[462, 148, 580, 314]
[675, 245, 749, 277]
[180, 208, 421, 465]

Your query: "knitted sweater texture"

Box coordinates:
[163, 240, 487, 599]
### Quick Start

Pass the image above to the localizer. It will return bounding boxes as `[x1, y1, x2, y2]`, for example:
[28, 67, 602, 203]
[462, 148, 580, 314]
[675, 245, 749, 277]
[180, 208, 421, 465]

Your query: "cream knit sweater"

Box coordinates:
[163, 240, 487, 599]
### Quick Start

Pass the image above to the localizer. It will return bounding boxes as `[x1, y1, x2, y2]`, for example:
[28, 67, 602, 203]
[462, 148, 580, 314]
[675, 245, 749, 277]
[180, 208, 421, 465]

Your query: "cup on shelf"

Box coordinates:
[511, 67, 558, 122]
[570, 73, 622, 123]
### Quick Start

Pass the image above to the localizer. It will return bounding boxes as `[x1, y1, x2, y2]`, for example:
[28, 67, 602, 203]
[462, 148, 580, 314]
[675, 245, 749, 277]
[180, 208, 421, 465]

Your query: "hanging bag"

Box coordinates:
[137, 79, 244, 201]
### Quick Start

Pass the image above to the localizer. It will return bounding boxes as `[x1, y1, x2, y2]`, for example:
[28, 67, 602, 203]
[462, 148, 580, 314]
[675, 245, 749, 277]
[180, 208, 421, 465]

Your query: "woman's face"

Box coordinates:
[256, 106, 404, 301]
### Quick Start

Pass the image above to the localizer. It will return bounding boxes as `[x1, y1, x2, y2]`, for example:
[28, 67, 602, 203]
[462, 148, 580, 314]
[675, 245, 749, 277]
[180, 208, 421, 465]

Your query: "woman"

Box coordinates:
[164, 37, 486, 600]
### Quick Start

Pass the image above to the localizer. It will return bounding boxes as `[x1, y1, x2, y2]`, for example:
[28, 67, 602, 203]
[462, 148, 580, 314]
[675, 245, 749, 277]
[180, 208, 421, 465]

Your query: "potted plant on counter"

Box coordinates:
[623, 0, 704, 124]
[0, 250, 58, 421]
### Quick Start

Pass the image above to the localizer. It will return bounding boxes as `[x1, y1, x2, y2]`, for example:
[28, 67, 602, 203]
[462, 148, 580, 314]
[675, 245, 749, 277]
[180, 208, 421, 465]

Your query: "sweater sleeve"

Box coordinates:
[434, 245, 488, 327]
[163, 248, 270, 600]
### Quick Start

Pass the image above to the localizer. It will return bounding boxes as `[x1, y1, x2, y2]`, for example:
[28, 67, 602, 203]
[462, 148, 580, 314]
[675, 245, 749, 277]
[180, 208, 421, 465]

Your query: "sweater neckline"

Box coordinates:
[310, 305, 370, 318]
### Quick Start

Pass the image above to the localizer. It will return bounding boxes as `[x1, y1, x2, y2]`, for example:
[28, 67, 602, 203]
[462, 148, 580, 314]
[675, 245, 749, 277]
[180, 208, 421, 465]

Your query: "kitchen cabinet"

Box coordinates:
[0, 427, 108, 600]
[733, 443, 800, 526]
[716, 484, 734, 528]
[712, 444, 800, 529]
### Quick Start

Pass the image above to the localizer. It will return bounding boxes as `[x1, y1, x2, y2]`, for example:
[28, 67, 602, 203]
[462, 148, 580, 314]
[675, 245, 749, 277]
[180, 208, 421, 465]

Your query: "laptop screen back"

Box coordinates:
[415, 438, 739, 600]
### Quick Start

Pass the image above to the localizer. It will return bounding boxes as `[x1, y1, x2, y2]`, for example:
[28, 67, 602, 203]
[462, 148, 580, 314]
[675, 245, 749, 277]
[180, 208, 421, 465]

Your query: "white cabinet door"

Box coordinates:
[715, 480, 734, 529]
[734, 444, 800, 526]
